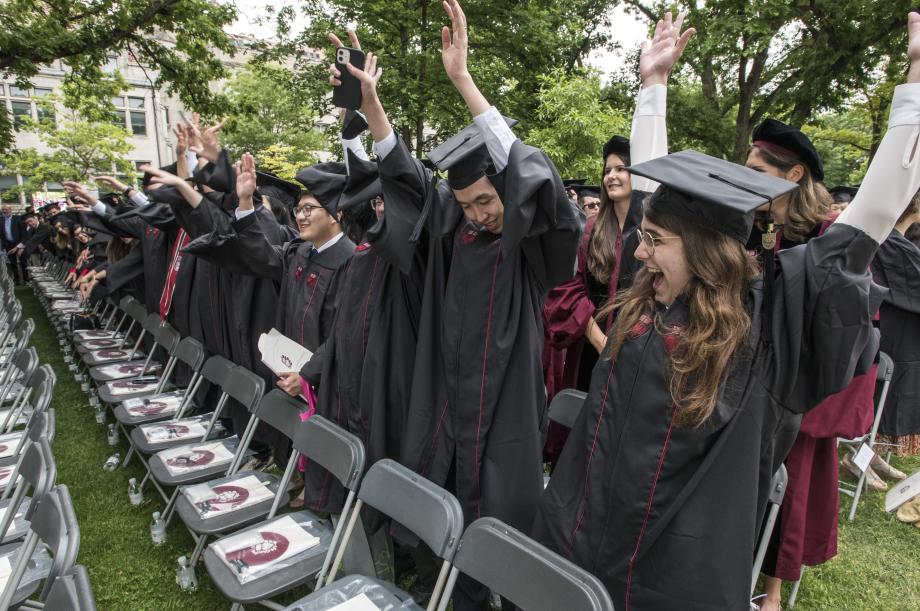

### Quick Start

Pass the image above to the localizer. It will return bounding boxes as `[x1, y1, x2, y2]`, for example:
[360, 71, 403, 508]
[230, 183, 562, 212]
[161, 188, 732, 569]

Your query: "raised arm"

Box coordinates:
[836, 12, 920, 243]
[631, 12, 694, 191]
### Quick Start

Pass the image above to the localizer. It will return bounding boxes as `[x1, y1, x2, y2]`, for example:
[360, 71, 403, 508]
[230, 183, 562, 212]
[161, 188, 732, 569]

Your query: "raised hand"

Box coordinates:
[63, 181, 98, 206]
[187, 117, 227, 163]
[174, 124, 188, 157]
[93, 175, 128, 193]
[139, 165, 184, 189]
[639, 12, 696, 87]
[909, 12, 920, 83]
[235, 152, 257, 209]
[328, 31, 383, 115]
[441, 0, 470, 82]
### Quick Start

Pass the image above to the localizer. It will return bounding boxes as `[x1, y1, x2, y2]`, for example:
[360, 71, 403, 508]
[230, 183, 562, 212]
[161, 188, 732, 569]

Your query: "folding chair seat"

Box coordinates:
[0, 364, 54, 440]
[82, 306, 154, 368]
[113, 337, 206, 427]
[0, 438, 56, 544]
[204, 415, 368, 607]
[0, 485, 80, 610]
[175, 390, 318, 567]
[145, 367, 266, 513]
[97, 323, 182, 405]
[277, 459, 463, 611]
[72, 296, 136, 344]
[43, 565, 97, 611]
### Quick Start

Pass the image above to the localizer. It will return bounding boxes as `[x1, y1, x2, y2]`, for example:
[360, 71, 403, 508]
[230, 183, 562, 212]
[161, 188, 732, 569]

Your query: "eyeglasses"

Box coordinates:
[582, 202, 599, 212]
[370, 196, 384, 210]
[293, 204, 324, 218]
[635, 227, 681, 255]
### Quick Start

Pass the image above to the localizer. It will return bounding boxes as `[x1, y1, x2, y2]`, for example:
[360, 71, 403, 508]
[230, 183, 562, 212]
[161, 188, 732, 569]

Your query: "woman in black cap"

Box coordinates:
[540, 12, 694, 468]
[533, 14, 920, 610]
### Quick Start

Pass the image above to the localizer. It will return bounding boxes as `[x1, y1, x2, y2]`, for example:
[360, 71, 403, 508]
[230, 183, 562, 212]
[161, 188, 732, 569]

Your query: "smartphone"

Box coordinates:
[333, 46, 366, 110]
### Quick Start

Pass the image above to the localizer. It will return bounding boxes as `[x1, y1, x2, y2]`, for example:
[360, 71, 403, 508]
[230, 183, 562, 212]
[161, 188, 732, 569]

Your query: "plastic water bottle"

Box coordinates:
[94, 403, 105, 424]
[128, 478, 143, 506]
[176, 555, 198, 592]
[150, 511, 166, 546]
[107, 424, 119, 446]
[102, 453, 120, 472]
[81, 379, 90, 392]
[88, 393, 99, 407]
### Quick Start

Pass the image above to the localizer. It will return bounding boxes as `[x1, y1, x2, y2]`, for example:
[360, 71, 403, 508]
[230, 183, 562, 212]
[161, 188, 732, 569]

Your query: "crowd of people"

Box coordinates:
[9, 3, 920, 609]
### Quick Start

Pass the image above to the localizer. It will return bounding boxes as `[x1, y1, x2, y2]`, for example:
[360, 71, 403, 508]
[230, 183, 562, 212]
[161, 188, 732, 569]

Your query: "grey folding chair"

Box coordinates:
[282, 459, 463, 611]
[0, 370, 55, 474]
[839, 351, 895, 521]
[97, 322, 182, 405]
[0, 484, 80, 610]
[431, 517, 615, 611]
[175, 390, 305, 567]
[0, 438, 57, 544]
[0, 359, 51, 435]
[547, 389, 588, 429]
[72, 295, 135, 343]
[0, 345, 37, 412]
[204, 414, 367, 609]
[146, 366, 265, 523]
[82, 311, 159, 368]
[751, 465, 788, 597]
[43, 565, 97, 611]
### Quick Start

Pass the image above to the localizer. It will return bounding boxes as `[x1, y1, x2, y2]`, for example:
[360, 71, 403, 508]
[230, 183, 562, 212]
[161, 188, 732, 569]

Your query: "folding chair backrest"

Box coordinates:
[126, 301, 147, 323]
[877, 352, 894, 383]
[200, 355, 236, 387]
[155, 322, 181, 355]
[118, 295, 135, 312]
[547, 389, 587, 429]
[0, 438, 56, 538]
[293, 413, 365, 491]
[444, 517, 613, 611]
[768, 464, 788, 505]
[359, 459, 462, 559]
[36, 485, 80, 600]
[174, 337, 206, 371]
[141, 312, 164, 335]
[10, 347, 38, 384]
[221, 366, 265, 413]
[44, 565, 97, 611]
[257, 390, 311, 444]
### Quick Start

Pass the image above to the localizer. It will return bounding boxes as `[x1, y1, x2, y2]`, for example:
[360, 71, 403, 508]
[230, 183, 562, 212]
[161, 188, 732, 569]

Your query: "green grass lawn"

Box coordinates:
[18, 285, 920, 610]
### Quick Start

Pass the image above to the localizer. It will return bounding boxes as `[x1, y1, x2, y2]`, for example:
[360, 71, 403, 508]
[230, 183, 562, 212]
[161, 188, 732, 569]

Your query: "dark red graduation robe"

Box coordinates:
[532, 224, 883, 610]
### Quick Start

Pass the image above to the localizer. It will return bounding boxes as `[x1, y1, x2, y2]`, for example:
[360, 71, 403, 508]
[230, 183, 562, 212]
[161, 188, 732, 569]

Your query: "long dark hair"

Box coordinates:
[339, 201, 377, 244]
[587, 152, 631, 284]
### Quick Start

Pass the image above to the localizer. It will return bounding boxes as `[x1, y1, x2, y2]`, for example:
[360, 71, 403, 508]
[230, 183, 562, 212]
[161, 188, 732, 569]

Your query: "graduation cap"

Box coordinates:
[428, 117, 518, 190]
[256, 171, 301, 210]
[142, 162, 178, 189]
[603, 136, 630, 161]
[42, 201, 61, 213]
[572, 185, 601, 201]
[294, 162, 347, 215]
[338, 150, 382, 211]
[752, 119, 824, 181]
[563, 178, 587, 188]
[829, 185, 859, 203]
[341, 110, 369, 140]
[627, 150, 799, 244]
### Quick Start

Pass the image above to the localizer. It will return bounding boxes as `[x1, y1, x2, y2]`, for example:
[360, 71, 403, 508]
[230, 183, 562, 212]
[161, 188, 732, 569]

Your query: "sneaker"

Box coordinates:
[238, 454, 273, 473]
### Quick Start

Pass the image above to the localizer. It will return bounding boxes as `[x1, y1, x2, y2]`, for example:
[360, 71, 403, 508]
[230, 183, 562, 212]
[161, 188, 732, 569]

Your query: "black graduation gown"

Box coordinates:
[384, 135, 581, 533]
[92, 242, 145, 303]
[531, 224, 883, 610]
[184, 211, 355, 353]
[21, 222, 54, 256]
[872, 230, 920, 435]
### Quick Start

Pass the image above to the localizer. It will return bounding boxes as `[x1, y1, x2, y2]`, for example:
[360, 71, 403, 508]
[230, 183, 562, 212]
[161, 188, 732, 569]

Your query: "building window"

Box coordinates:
[32, 87, 54, 123]
[112, 95, 148, 136]
[0, 175, 18, 204]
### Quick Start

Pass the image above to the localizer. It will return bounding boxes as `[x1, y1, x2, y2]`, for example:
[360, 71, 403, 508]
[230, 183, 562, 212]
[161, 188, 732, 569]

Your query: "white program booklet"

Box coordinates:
[258, 329, 312, 376]
[160, 441, 234, 476]
[0, 433, 21, 459]
[142, 417, 209, 444]
[107, 379, 159, 396]
[184, 475, 275, 519]
[886, 467, 920, 512]
[213, 514, 320, 584]
[124, 392, 184, 418]
[327, 594, 379, 611]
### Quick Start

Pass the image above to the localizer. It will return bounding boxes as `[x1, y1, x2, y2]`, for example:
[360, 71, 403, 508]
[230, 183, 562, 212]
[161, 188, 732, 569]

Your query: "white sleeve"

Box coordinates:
[185, 151, 198, 178]
[92, 202, 107, 216]
[129, 191, 149, 207]
[342, 136, 369, 174]
[630, 84, 667, 192]
[234, 208, 256, 220]
[372, 130, 398, 161]
[836, 83, 920, 244]
[473, 106, 517, 173]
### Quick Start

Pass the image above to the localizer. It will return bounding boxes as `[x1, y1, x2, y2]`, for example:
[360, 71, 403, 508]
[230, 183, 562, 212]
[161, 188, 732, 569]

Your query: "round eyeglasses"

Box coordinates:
[635, 227, 681, 255]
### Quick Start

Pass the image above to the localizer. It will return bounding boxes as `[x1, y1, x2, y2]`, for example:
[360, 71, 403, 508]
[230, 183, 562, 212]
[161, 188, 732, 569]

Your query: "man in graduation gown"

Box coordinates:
[333, 6, 580, 607]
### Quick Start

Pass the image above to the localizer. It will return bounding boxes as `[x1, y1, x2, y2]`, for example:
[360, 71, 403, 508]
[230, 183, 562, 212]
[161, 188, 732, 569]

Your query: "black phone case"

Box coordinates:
[333, 47, 366, 110]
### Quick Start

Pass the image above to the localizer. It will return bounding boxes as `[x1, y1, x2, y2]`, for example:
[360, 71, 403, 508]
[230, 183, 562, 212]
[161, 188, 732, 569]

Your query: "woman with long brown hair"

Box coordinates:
[541, 13, 693, 467]
[532, 15, 920, 609]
